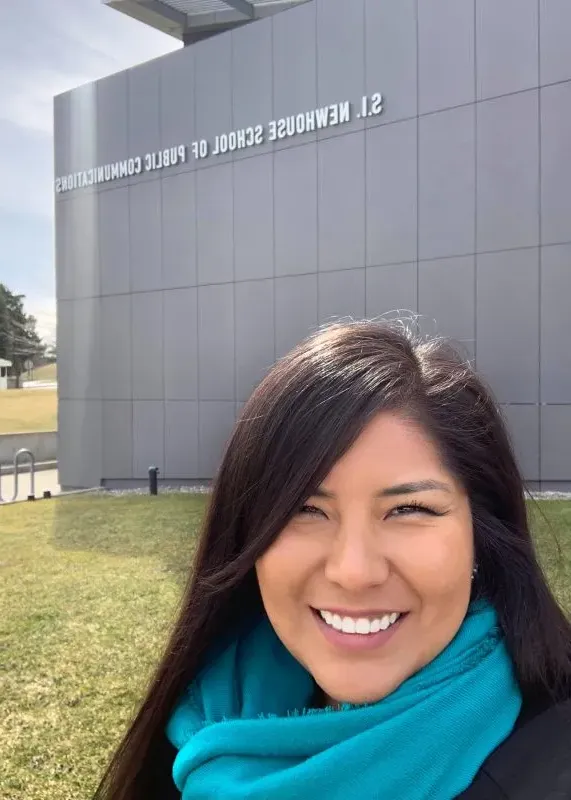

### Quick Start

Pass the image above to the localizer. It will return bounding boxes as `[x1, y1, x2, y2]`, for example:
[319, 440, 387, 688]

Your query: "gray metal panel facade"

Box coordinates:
[55, 0, 571, 489]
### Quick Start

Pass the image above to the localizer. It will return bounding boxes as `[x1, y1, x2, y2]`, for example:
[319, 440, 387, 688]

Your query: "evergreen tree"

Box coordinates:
[0, 284, 46, 385]
[0, 286, 9, 361]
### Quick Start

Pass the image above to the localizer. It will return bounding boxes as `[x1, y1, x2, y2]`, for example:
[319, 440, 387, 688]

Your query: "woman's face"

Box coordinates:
[255, 411, 474, 706]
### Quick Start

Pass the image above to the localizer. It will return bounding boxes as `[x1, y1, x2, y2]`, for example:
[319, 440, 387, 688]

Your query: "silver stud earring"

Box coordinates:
[471, 563, 479, 581]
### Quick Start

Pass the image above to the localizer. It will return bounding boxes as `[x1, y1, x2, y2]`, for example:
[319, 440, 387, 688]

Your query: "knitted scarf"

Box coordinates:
[166, 600, 522, 799]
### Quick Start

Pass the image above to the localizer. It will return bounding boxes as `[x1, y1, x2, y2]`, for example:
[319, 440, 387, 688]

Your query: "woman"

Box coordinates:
[94, 320, 571, 799]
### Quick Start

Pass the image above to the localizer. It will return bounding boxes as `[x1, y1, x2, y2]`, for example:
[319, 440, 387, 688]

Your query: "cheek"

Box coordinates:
[395, 521, 474, 597]
[256, 530, 322, 611]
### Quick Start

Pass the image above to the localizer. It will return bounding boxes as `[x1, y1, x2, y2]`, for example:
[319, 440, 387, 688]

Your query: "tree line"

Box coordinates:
[0, 283, 46, 384]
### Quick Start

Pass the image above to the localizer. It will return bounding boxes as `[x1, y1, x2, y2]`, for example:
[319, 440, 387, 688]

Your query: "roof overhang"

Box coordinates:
[103, 0, 310, 43]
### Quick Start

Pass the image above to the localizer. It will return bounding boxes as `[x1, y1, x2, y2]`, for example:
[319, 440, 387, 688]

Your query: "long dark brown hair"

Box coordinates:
[94, 319, 571, 799]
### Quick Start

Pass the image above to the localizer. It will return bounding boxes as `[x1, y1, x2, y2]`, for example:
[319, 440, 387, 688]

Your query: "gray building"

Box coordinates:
[55, 0, 571, 490]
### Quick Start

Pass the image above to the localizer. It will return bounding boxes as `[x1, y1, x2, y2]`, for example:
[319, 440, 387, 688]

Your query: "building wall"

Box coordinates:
[55, 0, 571, 489]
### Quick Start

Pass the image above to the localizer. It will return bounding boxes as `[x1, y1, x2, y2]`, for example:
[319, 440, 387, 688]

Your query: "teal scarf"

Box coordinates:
[166, 601, 522, 799]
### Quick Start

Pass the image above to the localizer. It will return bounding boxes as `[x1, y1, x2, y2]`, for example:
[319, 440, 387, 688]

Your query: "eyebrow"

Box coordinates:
[313, 480, 453, 499]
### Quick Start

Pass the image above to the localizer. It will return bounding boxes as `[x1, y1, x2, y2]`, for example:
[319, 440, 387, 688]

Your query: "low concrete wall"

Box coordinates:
[0, 431, 57, 465]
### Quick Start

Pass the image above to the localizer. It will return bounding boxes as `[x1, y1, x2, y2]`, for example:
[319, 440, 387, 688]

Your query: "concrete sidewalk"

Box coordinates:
[21, 380, 58, 390]
[0, 468, 61, 503]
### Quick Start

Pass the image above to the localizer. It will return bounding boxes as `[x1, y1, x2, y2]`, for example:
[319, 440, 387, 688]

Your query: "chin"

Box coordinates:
[319, 676, 402, 707]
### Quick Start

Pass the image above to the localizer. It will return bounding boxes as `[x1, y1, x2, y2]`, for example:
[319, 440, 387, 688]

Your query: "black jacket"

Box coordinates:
[459, 698, 571, 799]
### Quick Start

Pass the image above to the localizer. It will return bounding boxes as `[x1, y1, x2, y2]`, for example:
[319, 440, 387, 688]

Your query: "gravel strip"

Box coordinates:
[90, 485, 212, 496]
[529, 491, 571, 500]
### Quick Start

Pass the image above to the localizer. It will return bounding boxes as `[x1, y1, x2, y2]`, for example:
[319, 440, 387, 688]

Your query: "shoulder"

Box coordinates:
[460, 698, 571, 799]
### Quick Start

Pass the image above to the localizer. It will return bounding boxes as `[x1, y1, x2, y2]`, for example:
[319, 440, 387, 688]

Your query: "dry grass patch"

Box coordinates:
[31, 364, 57, 382]
[0, 389, 57, 434]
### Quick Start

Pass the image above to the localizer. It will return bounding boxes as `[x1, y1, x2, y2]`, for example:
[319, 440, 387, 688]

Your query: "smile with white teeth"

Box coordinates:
[318, 610, 402, 635]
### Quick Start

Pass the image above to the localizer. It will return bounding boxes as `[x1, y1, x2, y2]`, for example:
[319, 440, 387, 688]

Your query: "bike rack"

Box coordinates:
[0, 448, 36, 503]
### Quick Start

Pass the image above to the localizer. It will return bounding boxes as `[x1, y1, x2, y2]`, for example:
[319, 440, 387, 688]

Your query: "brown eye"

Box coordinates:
[298, 504, 327, 517]
[390, 503, 443, 517]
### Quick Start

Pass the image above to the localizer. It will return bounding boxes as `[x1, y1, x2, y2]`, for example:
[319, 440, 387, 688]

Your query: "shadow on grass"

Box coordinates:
[50, 492, 208, 585]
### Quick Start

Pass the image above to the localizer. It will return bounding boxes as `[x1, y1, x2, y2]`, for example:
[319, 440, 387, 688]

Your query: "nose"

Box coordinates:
[324, 523, 390, 592]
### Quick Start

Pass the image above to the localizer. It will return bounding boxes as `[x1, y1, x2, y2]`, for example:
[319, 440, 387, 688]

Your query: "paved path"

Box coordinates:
[0, 468, 61, 503]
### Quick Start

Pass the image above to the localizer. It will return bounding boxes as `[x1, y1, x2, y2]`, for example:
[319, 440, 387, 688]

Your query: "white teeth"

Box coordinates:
[355, 618, 370, 634]
[341, 617, 356, 634]
[318, 610, 402, 635]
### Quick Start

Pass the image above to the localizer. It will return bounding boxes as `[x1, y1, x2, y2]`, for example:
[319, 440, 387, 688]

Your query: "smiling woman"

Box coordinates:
[94, 320, 571, 800]
[255, 412, 476, 709]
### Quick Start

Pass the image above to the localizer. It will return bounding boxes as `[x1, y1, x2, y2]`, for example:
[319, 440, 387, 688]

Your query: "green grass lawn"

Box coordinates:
[1, 493, 205, 800]
[1, 494, 570, 799]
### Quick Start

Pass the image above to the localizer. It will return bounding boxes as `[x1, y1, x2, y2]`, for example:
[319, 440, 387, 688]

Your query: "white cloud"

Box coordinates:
[26, 299, 57, 346]
[0, 125, 54, 220]
[0, 68, 91, 136]
[0, 0, 181, 311]
[0, 1, 180, 136]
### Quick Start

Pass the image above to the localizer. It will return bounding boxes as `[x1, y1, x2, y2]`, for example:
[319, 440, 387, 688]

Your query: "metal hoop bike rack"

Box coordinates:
[0, 448, 36, 503]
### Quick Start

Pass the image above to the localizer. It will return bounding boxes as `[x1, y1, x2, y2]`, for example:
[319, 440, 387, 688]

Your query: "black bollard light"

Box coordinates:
[148, 466, 159, 496]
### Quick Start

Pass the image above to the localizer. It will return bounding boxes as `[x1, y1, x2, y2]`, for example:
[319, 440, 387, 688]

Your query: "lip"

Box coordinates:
[312, 608, 408, 652]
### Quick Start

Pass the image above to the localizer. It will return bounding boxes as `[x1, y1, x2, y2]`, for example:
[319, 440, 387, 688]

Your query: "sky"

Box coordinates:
[0, 0, 180, 344]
